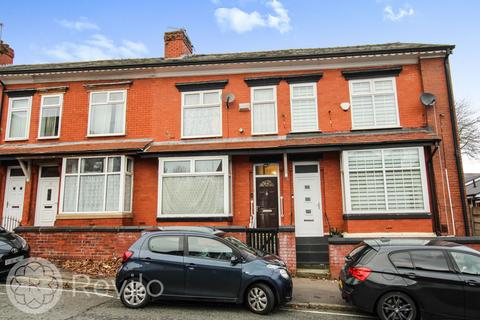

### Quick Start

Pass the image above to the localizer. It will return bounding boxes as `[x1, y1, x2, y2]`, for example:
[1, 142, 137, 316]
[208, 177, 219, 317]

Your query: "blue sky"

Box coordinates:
[1, 0, 480, 169]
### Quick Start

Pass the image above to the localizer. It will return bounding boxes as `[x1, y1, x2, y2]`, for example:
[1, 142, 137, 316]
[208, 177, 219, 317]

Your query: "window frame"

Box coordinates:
[348, 77, 400, 130]
[59, 155, 134, 214]
[289, 82, 319, 133]
[157, 155, 230, 218]
[38, 94, 63, 139]
[342, 146, 430, 214]
[181, 89, 223, 139]
[251, 86, 278, 135]
[5, 96, 32, 141]
[87, 90, 127, 137]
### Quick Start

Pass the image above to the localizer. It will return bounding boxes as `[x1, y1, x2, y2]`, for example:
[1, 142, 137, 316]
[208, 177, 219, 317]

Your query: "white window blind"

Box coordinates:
[252, 87, 277, 134]
[182, 90, 221, 138]
[88, 91, 126, 136]
[6, 97, 32, 140]
[158, 156, 229, 216]
[350, 78, 399, 129]
[39, 94, 62, 138]
[343, 147, 429, 214]
[290, 83, 318, 132]
[61, 156, 133, 213]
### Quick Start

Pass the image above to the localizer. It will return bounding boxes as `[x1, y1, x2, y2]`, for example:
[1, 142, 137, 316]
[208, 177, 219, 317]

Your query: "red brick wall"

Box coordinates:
[278, 232, 296, 273]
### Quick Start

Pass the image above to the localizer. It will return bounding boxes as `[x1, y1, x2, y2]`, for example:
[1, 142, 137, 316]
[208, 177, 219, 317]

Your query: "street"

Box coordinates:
[0, 285, 376, 320]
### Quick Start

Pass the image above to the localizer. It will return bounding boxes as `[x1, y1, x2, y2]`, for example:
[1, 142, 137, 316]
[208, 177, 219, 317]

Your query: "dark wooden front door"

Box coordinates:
[255, 177, 279, 228]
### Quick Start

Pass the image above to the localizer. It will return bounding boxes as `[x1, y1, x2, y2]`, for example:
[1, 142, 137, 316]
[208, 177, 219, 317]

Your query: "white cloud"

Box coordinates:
[56, 17, 99, 31]
[43, 34, 148, 62]
[383, 5, 414, 22]
[214, 0, 291, 34]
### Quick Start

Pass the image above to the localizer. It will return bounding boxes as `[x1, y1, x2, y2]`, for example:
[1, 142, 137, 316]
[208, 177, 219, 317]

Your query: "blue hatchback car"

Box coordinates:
[115, 227, 292, 314]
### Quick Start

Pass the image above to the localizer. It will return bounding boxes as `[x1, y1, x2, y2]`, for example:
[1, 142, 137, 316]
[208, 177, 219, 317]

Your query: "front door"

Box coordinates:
[294, 162, 323, 236]
[2, 167, 26, 230]
[254, 164, 279, 228]
[35, 166, 60, 227]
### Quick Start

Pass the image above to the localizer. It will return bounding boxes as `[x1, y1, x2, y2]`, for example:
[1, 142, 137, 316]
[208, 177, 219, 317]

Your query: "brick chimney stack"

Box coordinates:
[0, 41, 14, 65]
[164, 29, 193, 59]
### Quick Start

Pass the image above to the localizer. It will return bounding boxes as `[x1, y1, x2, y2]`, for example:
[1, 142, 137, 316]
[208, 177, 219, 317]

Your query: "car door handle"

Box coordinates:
[465, 280, 480, 287]
[405, 272, 417, 279]
[186, 263, 196, 270]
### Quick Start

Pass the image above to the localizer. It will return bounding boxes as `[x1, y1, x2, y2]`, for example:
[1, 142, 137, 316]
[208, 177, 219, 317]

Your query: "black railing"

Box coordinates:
[2, 215, 21, 232]
[246, 228, 279, 255]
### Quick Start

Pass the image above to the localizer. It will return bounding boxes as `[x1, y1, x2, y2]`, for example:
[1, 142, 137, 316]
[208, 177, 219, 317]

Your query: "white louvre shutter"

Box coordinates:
[291, 84, 318, 132]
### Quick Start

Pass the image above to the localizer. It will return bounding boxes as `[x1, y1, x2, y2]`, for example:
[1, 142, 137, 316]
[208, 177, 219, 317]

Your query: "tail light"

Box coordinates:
[122, 250, 134, 263]
[348, 267, 372, 281]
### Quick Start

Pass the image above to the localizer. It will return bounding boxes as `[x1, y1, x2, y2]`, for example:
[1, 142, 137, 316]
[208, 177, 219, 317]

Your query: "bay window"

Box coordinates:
[251, 86, 277, 135]
[6, 97, 32, 140]
[158, 156, 230, 216]
[39, 94, 62, 138]
[88, 90, 126, 136]
[342, 147, 429, 214]
[61, 156, 133, 213]
[182, 90, 222, 138]
[349, 77, 399, 129]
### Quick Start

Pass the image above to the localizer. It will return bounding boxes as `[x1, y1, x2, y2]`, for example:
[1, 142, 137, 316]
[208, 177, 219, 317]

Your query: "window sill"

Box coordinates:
[181, 135, 222, 140]
[343, 213, 432, 220]
[57, 212, 133, 219]
[86, 133, 126, 138]
[251, 132, 278, 136]
[37, 136, 60, 140]
[350, 126, 402, 131]
[288, 130, 321, 134]
[5, 138, 28, 142]
[156, 215, 233, 222]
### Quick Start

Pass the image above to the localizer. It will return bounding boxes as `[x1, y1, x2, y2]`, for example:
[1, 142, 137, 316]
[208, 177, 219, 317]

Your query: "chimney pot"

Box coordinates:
[164, 29, 193, 59]
[0, 41, 14, 65]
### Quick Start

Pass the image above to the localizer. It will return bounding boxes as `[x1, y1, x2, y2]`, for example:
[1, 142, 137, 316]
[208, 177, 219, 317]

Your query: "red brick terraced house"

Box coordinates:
[0, 31, 473, 275]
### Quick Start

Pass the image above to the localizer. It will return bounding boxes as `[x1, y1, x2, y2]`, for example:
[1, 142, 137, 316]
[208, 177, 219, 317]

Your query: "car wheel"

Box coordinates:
[245, 283, 275, 315]
[120, 279, 150, 308]
[377, 291, 417, 320]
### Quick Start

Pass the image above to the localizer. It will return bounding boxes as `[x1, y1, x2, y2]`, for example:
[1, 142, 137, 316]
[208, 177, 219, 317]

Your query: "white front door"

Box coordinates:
[293, 162, 324, 237]
[35, 166, 60, 227]
[2, 167, 26, 230]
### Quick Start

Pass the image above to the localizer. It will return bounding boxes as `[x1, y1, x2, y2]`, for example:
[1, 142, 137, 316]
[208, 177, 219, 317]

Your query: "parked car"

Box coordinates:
[0, 227, 30, 277]
[115, 227, 292, 314]
[339, 239, 480, 320]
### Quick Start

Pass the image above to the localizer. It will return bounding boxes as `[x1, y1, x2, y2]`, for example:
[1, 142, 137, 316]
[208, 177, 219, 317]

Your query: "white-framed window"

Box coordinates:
[38, 94, 63, 139]
[60, 155, 133, 213]
[88, 90, 126, 136]
[290, 83, 318, 132]
[181, 90, 222, 138]
[158, 156, 230, 216]
[6, 96, 32, 141]
[251, 86, 278, 135]
[349, 77, 399, 129]
[342, 147, 429, 214]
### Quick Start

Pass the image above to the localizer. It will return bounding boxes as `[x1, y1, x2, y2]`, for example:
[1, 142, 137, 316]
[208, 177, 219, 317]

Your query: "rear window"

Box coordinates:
[390, 251, 414, 269]
[148, 236, 183, 256]
[411, 250, 449, 272]
[346, 243, 375, 266]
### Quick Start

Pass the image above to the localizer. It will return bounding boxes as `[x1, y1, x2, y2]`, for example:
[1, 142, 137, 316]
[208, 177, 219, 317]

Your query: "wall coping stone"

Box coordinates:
[329, 236, 480, 245]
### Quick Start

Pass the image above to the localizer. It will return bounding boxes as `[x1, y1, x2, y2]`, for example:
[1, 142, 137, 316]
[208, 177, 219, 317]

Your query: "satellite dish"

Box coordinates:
[224, 93, 235, 108]
[420, 93, 436, 107]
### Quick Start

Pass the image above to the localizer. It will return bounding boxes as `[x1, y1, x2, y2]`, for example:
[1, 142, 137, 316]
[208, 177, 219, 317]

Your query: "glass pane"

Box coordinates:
[352, 81, 371, 94]
[108, 157, 121, 172]
[124, 174, 132, 211]
[65, 159, 79, 174]
[411, 250, 449, 272]
[195, 159, 223, 173]
[384, 148, 420, 169]
[162, 176, 224, 214]
[386, 169, 424, 210]
[91, 92, 108, 104]
[78, 175, 105, 212]
[252, 102, 276, 133]
[109, 91, 124, 102]
[294, 164, 318, 174]
[164, 161, 190, 173]
[292, 85, 314, 98]
[348, 150, 383, 171]
[90, 103, 124, 135]
[184, 93, 200, 106]
[12, 98, 30, 109]
[81, 158, 104, 173]
[450, 252, 480, 275]
[255, 164, 278, 176]
[149, 236, 183, 255]
[43, 96, 61, 106]
[187, 236, 233, 261]
[390, 251, 414, 269]
[9, 110, 27, 138]
[10, 168, 25, 177]
[351, 95, 374, 128]
[203, 92, 219, 104]
[291, 97, 317, 132]
[41, 166, 59, 178]
[105, 174, 120, 211]
[63, 176, 78, 212]
[374, 80, 394, 93]
[253, 88, 274, 101]
[183, 106, 221, 137]
[126, 158, 133, 173]
[373, 94, 397, 126]
[40, 107, 60, 137]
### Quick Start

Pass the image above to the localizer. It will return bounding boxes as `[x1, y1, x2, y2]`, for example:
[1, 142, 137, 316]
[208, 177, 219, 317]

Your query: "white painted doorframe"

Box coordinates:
[2, 166, 26, 230]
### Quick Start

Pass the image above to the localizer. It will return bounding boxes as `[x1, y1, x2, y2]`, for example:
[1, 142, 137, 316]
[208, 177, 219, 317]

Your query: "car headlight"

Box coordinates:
[267, 264, 290, 279]
[17, 236, 28, 250]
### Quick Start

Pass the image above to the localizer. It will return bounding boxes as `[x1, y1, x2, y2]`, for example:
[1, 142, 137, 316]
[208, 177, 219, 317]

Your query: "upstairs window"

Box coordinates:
[290, 83, 318, 132]
[39, 94, 63, 139]
[349, 78, 399, 129]
[88, 90, 126, 136]
[182, 90, 222, 138]
[251, 86, 277, 135]
[6, 97, 32, 140]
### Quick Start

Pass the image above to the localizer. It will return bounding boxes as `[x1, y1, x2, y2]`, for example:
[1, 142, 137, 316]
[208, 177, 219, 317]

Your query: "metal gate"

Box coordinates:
[1, 215, 21, 231]
[472, 207, 480, 236]
[246, 228, 279, 255]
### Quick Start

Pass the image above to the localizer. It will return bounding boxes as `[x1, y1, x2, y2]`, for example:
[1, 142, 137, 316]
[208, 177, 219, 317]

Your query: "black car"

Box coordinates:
[339, 239, 480, 320]
[0, 227, 30, 277]
[115, 227, 292, 314]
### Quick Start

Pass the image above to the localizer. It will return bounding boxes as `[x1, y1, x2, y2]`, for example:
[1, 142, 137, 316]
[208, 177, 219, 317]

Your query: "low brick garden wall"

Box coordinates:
[329, 236, 480, 279]
[15, 226, 297, 274]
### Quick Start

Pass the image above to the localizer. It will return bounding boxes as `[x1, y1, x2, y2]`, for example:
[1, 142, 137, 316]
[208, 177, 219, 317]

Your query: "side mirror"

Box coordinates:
[231, 255, 241, 265]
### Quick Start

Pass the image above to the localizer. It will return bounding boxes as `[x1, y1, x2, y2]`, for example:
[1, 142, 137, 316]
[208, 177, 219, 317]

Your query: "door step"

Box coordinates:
[296, 236, 330, 268]
[295, 267, 331, 279]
